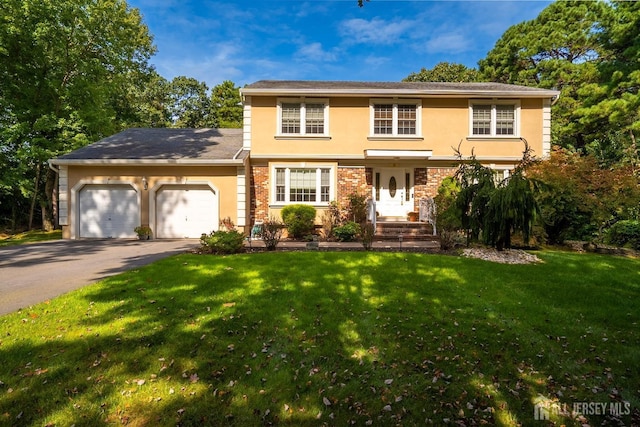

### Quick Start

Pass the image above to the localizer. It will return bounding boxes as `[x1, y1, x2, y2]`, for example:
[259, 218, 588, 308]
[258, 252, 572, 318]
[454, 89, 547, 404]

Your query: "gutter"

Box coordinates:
[49, 158, 244, 166]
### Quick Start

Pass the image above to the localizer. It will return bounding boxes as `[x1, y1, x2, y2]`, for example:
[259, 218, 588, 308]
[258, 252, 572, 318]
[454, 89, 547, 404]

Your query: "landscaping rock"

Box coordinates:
[461, 248, 541, 264]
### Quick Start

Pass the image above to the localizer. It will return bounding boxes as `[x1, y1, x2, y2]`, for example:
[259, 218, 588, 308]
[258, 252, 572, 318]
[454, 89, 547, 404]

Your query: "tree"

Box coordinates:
[209, 80, 242, 128]
[404, 62, 481, 83]
[0, 0, 155, 230]
[452, 142, 539, 250]
[167, 76, 210, 128]
[478, 1, 609, 151]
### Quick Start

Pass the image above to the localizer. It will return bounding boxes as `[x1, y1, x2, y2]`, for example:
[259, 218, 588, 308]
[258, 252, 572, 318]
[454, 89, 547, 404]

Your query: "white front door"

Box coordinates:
[375, 168, 412, 217]
[156, 185, 218, 238]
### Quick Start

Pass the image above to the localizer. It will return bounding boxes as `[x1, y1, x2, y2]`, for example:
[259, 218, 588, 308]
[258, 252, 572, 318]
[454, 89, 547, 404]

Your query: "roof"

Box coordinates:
[51, 128, 245, 165]
[241, 80, 560, 99]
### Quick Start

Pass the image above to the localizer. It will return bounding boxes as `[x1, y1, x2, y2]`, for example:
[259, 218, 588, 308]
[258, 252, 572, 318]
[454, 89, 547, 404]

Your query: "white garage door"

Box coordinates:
[156, 185, 218, 238]
[79, 184, 139, 238]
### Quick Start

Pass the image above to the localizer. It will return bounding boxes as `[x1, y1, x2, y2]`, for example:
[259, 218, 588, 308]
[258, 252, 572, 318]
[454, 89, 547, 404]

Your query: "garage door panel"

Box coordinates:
[156, 185, 218, 238]
[79, 185, 138, 238]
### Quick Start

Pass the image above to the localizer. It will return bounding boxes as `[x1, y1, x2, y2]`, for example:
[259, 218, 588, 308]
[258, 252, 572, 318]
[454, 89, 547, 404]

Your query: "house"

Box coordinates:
[49, 80, 559, 239]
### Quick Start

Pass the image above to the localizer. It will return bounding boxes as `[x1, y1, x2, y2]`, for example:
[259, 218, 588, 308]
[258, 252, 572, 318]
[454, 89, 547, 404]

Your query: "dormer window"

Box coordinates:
[277, 99, 329, 137]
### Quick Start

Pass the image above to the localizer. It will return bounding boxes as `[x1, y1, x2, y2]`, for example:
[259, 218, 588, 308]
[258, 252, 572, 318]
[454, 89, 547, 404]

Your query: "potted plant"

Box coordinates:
[134, 225, 152, 240]
[407, 212, 419, 222]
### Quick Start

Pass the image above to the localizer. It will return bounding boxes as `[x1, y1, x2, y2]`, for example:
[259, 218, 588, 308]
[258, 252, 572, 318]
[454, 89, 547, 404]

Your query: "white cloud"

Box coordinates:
[424, 33, 472, 55]
[295, 42, 338, 62]
[339, 17, 415, 45]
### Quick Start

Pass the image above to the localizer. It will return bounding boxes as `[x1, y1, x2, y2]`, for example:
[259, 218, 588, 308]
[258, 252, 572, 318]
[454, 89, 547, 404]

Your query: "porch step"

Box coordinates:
[375, 220, 438, 241]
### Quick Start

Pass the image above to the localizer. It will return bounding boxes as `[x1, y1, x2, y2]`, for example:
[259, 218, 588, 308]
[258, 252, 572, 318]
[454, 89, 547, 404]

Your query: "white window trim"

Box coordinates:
[369, 98, 422, 139]
[270, 163, 335, 206]
[276, 98, 329, 138]
[468, 100, 521, 138]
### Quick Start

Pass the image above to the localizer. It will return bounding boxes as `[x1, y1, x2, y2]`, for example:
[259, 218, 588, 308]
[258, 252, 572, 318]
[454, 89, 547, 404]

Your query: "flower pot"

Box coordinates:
[407, 212, 419, 222]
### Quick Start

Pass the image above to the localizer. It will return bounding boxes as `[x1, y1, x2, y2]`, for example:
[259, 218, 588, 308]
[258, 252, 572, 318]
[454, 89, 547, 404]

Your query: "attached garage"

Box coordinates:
[49, 128, 246, 240]
[79, 184, 139, 238]
[155, 185, 219, 238]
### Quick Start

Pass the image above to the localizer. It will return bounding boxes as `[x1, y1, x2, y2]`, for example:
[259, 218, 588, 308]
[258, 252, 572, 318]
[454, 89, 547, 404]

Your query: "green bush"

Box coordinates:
[261, 216, 284, 251]
[333, 221, 360, 242]
[606, 220, 640, 249]
[281, 204, 316, 239]
[200, 230, 245, 254]
[346, 193, 368, 224]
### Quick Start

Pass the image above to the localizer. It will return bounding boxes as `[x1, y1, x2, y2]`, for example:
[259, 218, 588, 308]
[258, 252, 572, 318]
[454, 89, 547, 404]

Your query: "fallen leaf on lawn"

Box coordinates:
[384, 379, 393, 385]
[190, 373, 199, 383]
[322, 396, 331, 406]
[223, 302, 236, 308]
[383, 405, 392, 411]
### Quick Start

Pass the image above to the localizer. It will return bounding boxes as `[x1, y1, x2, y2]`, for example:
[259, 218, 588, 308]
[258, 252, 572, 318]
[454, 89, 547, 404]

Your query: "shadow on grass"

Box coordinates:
[0, 251, 638, 425]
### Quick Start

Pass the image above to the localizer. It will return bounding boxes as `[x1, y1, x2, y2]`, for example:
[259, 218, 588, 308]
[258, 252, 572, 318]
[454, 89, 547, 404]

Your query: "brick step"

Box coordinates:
[374, 221, 437, 241]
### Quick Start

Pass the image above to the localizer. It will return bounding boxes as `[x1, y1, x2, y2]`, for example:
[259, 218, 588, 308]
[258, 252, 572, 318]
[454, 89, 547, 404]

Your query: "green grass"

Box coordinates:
[0, 251, 638, 426]
[0, 230, 62, 247]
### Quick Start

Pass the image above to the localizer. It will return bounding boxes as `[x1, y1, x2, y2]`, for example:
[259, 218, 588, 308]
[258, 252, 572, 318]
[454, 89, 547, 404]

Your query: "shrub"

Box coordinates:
[434, 177, 461, 251]
[281, 204, 316, 239]
[261, 216, 284, 251]
[321, 201, 341, 239]
[334, 221, 360, 242]
[346, 193, 368, 224]
[360, 222, 375, 250]
[200, 230, 245, 254]
[606, 220, 640, 249]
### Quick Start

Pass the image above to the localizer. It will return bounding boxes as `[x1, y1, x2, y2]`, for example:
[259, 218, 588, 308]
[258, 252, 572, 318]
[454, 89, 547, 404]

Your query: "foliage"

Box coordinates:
[605, 220, 640, 250]
[434, 177, 461, 250]
[167, 76, 210, 128]
[359, 222, 375, 250]
[209, 80, 243, 128]
[200, 229, 245, 254]
[404, 62, 481, 83]
[133, 225, 152, 237]
[333, 221, 360, 242]
[321, 201, 342, 239]
[452, 142, 539, 250]
[479, 1, 607, 152]
[1, 251, 639, 425]
[0, 0, 155, 230]
[345, 193, 368, 224]
[281, 204, 317, 239]
[528, 149, 640, 243]
[261, 216, 284, 251]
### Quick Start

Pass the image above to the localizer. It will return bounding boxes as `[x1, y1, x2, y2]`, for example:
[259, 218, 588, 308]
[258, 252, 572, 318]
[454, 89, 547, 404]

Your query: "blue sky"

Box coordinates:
[127, 0, 552, 88]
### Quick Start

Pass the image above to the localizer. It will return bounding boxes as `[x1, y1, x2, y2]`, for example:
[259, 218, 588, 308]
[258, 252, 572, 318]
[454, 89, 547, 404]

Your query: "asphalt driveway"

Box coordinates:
[0, 239, 198, 316]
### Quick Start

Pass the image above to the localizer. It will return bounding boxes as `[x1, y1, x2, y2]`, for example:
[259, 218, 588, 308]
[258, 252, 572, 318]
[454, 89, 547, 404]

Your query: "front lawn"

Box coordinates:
[0, 251, 638, 426]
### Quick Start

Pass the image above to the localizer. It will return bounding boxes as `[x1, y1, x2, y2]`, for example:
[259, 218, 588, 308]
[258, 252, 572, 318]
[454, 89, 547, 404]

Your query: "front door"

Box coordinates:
[375, 168, 412, 217]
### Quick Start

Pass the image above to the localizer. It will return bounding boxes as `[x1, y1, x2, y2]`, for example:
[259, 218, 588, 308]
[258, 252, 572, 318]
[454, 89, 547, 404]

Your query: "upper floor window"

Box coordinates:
[470, 102, 519, 137]
[370, 99, 421, 138]
[278, 99, 329, 137]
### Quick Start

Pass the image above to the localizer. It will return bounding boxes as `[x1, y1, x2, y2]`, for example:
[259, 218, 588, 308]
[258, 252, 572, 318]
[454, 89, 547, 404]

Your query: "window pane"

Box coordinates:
[374, 104, 393, 134]
[281, 103, 300, 134]
[472, 105, 491, 135]
[305, 104, 324, 134]
[320, 168, 330, 202]
[289, 169, 316, 202]
[398, 104, 416, 135]
[496, 105, 515, 135]
[275, 168, 285, 202]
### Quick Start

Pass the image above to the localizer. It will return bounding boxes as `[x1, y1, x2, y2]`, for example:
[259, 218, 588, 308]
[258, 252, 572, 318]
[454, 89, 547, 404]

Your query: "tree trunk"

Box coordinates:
[42, 166, 57, 231]
[28, 163, 41, 230]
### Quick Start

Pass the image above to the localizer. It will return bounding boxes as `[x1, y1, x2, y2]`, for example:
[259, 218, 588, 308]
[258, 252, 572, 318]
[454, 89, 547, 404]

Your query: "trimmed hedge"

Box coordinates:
[281, 204, 316, 238]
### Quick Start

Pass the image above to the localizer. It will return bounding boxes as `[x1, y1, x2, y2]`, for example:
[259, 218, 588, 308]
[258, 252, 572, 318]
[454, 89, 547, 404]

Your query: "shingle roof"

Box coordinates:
[53, 128, 244, 164]
[241, 80, 560, 98]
